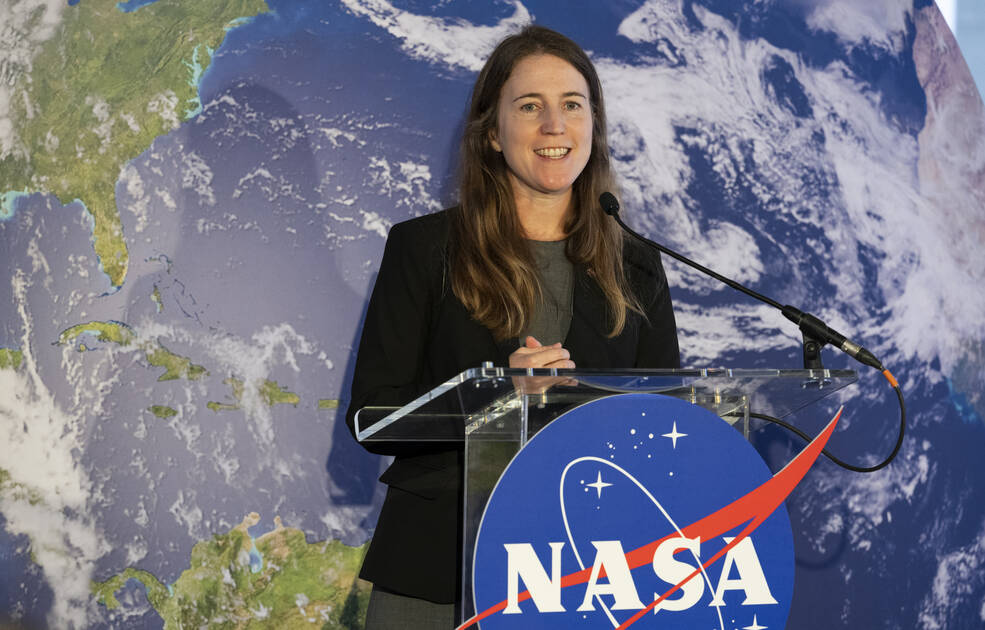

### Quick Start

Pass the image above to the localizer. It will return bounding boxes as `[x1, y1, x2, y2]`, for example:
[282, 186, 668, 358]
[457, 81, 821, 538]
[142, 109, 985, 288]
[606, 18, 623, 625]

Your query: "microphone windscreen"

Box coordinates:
[599, 192, 620, 216]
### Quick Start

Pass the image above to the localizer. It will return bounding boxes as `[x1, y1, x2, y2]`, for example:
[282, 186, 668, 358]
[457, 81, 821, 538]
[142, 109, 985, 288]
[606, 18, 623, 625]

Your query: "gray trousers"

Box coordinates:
[364, 586, 456, 629]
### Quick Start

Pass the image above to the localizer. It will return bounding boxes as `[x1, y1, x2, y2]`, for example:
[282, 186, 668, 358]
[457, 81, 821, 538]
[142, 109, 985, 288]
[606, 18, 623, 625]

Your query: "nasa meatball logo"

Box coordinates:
[466, 394, 838, 630]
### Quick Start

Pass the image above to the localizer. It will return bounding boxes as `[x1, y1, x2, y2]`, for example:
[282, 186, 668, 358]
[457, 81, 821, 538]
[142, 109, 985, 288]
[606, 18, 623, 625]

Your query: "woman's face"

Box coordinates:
[490, 54, 593, 206]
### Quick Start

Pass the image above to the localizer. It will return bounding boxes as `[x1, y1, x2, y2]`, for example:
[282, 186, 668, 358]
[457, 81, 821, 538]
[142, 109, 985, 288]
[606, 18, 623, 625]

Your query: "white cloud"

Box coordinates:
[674, 302, 796, 366]
[169, 489, 206, 540]
[119, 163, 150, 233]
[121, 112, 140, 133]
[359, 209, 390, 238]
[604, 0, 985, 373]
[917, 518, 985, 628]
[147, 90, 180, 131]
[0, 0, 65, 158]
[366, 155, 443, 215]
[180, 150, 216, 206]
[801, 0, 911, 52]
[125, 536, 148, 565]
[155, 187, 177, 210]
[0, 271, 108, 629]
[319, 126, 361, 148]
[339, 0, 531, 72]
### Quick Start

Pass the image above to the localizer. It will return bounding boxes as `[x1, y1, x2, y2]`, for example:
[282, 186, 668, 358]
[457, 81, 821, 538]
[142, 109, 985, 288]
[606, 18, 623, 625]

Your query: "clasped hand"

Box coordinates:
[508, 336, 576, 394]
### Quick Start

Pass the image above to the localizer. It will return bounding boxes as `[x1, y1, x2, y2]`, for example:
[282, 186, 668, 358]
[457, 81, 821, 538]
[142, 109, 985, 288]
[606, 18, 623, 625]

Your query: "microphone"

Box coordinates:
[600, 192, 884, 371]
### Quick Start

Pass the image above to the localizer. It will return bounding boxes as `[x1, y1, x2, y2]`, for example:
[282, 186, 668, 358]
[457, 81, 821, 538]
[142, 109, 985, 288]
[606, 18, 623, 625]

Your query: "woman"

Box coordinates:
[346, 25, 680, 628]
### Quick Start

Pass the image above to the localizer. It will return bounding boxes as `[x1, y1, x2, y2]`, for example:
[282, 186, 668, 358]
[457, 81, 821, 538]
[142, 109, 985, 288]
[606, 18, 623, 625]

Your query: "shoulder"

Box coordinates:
[622, 235, 666, 280]
[620, 234, 670, 308]
[383, 209, 453, 263]
[388, 209, 452, 240]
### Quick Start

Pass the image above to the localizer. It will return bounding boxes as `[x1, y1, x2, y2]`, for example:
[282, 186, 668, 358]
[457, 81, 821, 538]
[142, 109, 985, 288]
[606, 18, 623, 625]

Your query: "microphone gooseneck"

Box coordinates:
[600, 192, 883, 371]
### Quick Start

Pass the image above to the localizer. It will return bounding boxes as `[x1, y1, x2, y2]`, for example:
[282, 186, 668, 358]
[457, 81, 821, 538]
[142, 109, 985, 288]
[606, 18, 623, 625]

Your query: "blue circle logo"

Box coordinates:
[471, 394, 795, 629]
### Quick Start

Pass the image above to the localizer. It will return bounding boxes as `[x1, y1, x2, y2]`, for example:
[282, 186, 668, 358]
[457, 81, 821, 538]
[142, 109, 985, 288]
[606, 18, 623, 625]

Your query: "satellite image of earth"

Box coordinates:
[2, 0, 985, 628]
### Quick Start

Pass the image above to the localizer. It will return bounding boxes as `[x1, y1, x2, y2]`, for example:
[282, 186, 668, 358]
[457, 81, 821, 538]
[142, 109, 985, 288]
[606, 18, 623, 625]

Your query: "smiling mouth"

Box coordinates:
[534, 147, 570, 159]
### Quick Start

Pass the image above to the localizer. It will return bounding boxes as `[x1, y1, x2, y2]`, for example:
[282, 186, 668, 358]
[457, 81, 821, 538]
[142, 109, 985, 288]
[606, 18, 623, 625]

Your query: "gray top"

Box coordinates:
[520, 239, 574, 345]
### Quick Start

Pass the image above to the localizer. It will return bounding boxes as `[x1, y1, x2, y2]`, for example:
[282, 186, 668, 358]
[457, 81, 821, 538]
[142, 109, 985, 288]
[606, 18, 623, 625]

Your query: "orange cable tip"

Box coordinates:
[882, 369, 899, 388]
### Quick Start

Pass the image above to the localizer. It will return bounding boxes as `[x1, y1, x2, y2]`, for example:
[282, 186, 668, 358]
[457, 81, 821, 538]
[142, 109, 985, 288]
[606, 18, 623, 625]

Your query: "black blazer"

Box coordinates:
[345, 209, 680, 603]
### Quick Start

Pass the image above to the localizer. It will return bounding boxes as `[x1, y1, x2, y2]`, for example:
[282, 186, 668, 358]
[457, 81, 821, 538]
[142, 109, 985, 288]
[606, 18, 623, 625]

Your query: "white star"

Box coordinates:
[662, 421, 687, 449]
[586, 471, 612, 498]
[743, 614, 767, 630]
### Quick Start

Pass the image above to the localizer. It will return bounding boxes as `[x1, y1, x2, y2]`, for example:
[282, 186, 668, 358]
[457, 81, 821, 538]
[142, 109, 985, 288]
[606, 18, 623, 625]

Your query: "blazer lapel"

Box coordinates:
[565, 266, 615, 368]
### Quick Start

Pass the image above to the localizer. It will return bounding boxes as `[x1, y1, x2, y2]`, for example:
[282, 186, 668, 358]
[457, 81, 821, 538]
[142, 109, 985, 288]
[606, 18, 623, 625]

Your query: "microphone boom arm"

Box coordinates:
[599, 192, 883, 371]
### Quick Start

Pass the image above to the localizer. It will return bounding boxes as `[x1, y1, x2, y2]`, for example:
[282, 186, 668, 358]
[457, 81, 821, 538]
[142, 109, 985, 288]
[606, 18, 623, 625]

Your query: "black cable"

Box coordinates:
[728, 379, 906, 473]
[598, 193, 907, 471]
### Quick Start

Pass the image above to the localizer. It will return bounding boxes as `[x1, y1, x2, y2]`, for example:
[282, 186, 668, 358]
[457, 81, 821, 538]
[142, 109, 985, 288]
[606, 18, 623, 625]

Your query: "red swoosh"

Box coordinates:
[457, 407, 843, 630]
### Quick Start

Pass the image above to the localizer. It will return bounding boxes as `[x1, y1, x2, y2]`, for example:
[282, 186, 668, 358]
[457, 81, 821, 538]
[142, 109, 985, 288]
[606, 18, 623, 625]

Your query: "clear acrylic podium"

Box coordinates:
[354, 365, 857, 624]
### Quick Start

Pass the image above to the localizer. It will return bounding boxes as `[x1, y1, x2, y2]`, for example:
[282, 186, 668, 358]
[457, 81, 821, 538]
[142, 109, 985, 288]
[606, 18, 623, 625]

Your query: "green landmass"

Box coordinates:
[147, 344, 208, 381]
[258, 380, 300, 407]
[92, 567, 170, 612]
[148, 405, 178, 418]
[0, 0, 268, 287]
[207, 401, 239, 413]
[93, 513, 371, 628]
[0, 467, 44, 507]
[151, 285, 164, 312]
[208, 378, 300, 412]
[1, 469, 51, 569]
[59, 321, 135, 346]
[0, 349, 24, 370]
[57, 321, 207, 381]
[318, 399, 339, 410]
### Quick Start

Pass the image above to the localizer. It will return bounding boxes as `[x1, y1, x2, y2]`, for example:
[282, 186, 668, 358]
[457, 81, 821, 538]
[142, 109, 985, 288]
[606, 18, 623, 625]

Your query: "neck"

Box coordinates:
[512, 187, 572, 242]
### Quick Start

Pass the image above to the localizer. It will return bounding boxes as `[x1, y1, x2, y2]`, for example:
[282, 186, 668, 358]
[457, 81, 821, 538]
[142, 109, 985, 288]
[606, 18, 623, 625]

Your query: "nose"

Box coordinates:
[541, 105, 565, 135]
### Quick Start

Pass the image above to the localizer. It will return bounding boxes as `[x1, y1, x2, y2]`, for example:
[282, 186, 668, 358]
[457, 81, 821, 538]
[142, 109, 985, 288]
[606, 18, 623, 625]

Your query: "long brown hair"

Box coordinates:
[451, 25, 641, 340]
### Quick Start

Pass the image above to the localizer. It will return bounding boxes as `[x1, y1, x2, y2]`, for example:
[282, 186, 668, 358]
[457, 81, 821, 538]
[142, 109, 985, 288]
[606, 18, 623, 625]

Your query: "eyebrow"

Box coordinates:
[512, 91, 589, 102]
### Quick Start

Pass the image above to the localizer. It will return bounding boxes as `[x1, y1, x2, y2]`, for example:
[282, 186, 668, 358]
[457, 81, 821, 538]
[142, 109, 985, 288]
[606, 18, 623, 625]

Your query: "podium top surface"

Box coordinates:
[354, 366, 857, 442]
